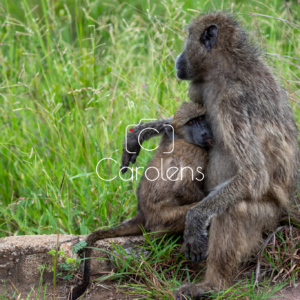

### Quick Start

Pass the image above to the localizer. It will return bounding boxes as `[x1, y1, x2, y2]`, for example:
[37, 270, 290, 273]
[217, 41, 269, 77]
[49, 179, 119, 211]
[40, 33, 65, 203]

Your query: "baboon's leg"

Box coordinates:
[205, 201, 280, 288]
[175, 201, 281, 299]
[146, 203, 198, 235]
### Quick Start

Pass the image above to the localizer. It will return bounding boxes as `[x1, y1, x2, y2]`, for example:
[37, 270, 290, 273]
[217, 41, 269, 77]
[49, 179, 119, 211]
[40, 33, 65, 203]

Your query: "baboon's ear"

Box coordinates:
[200, 24, 218, 51]
[164, 123, 177, 140]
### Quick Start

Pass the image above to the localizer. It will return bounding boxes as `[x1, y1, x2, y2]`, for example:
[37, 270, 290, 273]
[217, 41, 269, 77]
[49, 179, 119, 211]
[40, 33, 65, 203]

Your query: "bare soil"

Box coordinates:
[0, 280, 142, 300]
[272, 285, 300, 300]
[1, 280, 300, 299]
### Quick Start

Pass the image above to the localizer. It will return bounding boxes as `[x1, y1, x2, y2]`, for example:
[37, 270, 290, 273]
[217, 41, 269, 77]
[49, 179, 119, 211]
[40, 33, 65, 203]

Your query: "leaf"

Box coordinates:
[69, 172, 94, 180]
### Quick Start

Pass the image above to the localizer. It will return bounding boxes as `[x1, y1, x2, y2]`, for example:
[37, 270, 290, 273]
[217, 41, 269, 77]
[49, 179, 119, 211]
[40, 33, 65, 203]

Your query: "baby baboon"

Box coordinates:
[69, 102, 213, 300]
[121, 12, 299, 299]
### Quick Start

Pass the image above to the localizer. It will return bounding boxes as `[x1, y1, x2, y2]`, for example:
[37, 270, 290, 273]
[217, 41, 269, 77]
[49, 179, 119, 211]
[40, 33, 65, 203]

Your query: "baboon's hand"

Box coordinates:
[121, 130, 141, 173]
[184, 230, 208, 263]
[184, 209, 208, 263]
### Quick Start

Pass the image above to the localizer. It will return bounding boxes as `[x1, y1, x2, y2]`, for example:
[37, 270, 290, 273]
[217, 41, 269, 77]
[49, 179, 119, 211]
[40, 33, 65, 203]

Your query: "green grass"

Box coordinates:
[0, 0, 300, 298]
[0, 0, 299, 237]
[77, 232, 293, 299]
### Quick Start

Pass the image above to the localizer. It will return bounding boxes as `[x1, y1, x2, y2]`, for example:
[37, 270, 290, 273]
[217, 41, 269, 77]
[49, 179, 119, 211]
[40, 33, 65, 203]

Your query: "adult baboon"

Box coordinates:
[121, 12, 299, 299]
[69, 102, 213, 300]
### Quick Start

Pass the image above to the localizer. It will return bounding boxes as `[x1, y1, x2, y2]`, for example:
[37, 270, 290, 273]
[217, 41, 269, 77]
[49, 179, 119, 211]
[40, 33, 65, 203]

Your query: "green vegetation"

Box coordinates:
[0, 0, 300, 298]
[0, 0, 299, 238]
[47, 240, 86, 283]
[70, 232, 295, 299]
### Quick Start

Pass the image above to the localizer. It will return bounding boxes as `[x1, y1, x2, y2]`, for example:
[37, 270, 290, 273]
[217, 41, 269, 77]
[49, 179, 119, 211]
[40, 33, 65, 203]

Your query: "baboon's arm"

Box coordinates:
[121, 118, 172, 173]
[184, 93, 269, 263]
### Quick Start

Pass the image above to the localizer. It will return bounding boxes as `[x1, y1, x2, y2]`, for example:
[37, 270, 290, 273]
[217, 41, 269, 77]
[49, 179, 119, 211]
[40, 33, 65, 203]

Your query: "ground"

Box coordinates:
[1, 280, 300, 300]
[0, 281, 141, 300]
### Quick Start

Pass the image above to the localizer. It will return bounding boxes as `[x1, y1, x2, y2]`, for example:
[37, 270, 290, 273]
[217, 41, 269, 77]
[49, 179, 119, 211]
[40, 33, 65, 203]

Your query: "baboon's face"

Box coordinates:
[175, 23, 218, 81]
[180, 115, 213, 148]
[175, 14, 243, 81]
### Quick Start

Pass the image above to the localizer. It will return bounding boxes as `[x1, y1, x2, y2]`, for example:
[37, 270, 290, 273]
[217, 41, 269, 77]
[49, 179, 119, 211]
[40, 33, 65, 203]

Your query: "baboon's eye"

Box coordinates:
[188, 121, 193, 126]
[198, 116, 203, 121]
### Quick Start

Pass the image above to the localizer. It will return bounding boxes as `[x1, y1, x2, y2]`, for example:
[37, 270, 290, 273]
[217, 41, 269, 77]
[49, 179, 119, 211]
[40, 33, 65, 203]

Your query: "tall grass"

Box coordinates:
[0, 0, 299, 238]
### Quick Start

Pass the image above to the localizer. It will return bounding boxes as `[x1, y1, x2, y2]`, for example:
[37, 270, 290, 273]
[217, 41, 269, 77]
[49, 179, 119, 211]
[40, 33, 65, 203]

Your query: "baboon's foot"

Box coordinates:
[174, 283, 213, 300]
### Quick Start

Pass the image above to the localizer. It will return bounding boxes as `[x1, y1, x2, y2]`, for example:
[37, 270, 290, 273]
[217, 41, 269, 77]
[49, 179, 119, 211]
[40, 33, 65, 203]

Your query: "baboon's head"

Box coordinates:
[175, 12, 247, 80]
[165, 102, 213, 148]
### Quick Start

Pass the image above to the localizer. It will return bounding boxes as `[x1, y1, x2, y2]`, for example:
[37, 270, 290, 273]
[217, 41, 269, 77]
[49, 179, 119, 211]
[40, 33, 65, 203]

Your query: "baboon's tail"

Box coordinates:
[69, 213, 144, 300]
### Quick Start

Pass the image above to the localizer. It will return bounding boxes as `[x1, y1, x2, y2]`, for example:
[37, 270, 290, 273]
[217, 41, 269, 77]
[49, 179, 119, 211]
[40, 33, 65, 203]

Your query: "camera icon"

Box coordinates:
[125, 120, 175, 154]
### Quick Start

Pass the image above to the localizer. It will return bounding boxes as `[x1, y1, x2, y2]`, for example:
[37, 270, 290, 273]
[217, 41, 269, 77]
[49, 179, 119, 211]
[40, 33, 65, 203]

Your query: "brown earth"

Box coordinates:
[0, 280, 142, 299]
[1, 281, 300, 300]
[273, 285, 300, 300]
